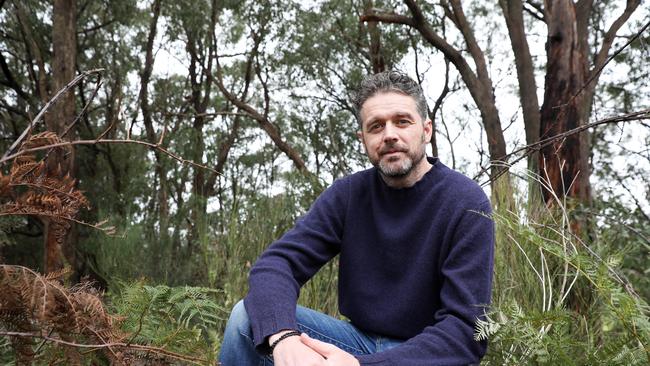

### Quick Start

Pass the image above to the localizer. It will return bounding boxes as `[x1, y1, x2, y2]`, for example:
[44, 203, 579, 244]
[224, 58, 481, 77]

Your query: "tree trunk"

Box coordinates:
[364, 0, 385, 73]
[44, 0, 77, 274]
[186, 0, 219, 252]
[539, 0, 591, 207]
[499, 0, 542, 204]
[138, 0, 169, 246]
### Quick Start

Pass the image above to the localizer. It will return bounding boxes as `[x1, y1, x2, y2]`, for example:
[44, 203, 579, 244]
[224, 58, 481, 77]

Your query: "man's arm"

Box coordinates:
[243, 178, 349, 354]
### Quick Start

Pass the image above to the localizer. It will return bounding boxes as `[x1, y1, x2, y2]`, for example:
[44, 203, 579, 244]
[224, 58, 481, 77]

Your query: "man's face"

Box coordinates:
[358, 92, 432, 178]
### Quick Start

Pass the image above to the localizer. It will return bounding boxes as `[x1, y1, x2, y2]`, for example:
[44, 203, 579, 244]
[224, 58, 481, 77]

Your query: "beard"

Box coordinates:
[371, 138, 427, 178]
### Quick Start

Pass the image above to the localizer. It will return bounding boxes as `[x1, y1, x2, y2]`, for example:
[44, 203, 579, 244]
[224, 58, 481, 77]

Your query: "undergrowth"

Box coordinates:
[479, 174, 650, 365]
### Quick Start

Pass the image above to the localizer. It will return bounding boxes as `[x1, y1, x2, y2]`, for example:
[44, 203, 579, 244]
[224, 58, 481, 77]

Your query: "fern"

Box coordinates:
[0, 265, 215, 365]
[109, 281, 225, 364]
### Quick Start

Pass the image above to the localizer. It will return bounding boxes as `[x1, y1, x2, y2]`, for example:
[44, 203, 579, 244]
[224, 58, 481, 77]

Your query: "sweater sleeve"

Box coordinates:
[243, 179, 348, 353]
[356, 199, 495, 366]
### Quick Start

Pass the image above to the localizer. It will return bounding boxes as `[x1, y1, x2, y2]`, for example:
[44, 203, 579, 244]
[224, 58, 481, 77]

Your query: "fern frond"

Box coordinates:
[474, 313, 501, 341]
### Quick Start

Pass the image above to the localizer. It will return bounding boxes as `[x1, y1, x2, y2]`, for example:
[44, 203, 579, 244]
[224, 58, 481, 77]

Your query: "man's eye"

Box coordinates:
[368, 123, 383, 131]
[398, 119, 412, 125]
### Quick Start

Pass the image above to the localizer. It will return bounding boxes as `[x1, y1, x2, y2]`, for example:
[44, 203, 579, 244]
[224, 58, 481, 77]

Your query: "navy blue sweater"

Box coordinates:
[244, 157, 494, 365]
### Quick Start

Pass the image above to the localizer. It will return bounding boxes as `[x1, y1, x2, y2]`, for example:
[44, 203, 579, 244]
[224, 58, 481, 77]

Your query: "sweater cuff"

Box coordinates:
[247, 307, 298, 354]
[356, 353, 391, 365]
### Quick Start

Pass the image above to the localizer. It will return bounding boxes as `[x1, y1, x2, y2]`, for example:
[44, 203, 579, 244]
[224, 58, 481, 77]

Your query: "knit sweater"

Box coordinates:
[244, 157, 495, 365]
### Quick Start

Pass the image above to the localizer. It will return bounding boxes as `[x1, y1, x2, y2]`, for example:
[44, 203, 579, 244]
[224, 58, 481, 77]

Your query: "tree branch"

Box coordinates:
[447, 0, 490, 85]
[522, 1, 545, 22]
[591, 7, 645, 88]
[360, 12, 415, 27]
[0, 50, 31, 102]
[214, 57, 308, 172]
[1, 69, 104, 161]
[475, 108, 650, 184]
[1, 138, 219, 174]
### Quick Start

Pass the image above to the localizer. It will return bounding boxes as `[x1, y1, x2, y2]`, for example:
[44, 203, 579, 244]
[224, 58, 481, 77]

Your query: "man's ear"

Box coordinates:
[423, 119, 433, 141]
[357, 130, 363, 141]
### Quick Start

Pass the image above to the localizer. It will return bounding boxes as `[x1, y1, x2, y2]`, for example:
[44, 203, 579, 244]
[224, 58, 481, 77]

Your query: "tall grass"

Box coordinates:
[208, 192, 340, 343]
[480, 173, 650, 365]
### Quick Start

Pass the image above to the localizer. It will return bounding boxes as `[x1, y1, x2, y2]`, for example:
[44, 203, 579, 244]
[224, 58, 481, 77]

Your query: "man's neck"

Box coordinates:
[380, 158, 432, 189]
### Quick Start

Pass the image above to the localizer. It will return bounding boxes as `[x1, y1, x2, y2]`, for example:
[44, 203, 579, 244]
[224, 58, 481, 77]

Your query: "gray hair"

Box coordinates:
[351, 71, 429, 125]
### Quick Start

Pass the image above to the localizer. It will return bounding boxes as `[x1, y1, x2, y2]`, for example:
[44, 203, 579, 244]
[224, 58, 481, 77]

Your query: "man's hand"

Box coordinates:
[301, 333, 361, 366]
[270, 331, 326, 366]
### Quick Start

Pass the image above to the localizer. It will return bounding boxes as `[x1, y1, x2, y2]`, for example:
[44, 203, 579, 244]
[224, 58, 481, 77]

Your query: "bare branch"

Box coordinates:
[1, 138, 219, 174]
[611, 171, 650, 223]
[214, 55, 308, 172]
[592, 1, 642, 73]
[77, 19, 117, 35]
[360, 12, 415, 27]
[522, 0, 546, 22]
[0, 50, 31, 102]
[62, 73, 103, 139]
[447, 0, 490, 84]
[163, 111, 249, 120]
[475, 108, 650, 184]
[1, 69, 104, 161]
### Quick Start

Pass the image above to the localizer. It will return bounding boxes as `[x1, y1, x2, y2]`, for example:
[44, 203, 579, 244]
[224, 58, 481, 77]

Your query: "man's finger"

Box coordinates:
[300, 333, 336, 356]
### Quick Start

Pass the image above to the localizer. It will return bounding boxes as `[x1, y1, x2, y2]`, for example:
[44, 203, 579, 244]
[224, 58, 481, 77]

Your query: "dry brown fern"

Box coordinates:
[0, 265, 209, 365]
[5, 132, 89, 221]
[0, 265, 124, 363]
[0, 132, 114, 242]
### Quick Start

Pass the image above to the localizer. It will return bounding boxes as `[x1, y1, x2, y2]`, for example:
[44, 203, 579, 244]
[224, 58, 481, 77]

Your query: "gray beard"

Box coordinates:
[376, 148, 426, 178]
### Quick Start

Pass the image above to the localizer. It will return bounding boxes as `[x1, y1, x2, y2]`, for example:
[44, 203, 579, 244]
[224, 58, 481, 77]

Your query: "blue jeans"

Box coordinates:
[219, 300, 404, 366]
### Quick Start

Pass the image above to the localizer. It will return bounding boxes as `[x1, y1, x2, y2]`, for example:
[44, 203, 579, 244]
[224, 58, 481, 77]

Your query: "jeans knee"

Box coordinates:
[220, 300, 262, 365]
[225, 299, 252, 337]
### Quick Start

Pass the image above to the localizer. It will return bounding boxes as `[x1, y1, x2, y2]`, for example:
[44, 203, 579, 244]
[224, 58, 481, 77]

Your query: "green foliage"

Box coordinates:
[0, 334, 15, 366]
[479, 184, 650, 365]
[109, 281, 225, 364]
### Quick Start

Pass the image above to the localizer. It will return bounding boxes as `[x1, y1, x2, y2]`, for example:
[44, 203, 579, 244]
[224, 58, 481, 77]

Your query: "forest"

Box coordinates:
[0, 0, 649, 364]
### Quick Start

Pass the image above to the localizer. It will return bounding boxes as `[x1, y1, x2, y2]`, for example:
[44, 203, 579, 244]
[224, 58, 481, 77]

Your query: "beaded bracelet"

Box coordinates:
[269, 330, 302, 353]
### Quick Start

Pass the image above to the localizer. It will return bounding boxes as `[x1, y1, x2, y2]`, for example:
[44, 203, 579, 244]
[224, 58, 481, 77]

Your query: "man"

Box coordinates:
[219, 71, 494, 365]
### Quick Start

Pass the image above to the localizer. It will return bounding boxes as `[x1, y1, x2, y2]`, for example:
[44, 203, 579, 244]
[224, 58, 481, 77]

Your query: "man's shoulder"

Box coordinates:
[316, 167, 373, 203]
[434, 161, 490, 206]
[334, 165, 375, 187]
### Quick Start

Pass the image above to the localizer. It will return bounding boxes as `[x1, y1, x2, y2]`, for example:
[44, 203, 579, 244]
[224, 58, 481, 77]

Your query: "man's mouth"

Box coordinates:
[381, 149, 406, 157]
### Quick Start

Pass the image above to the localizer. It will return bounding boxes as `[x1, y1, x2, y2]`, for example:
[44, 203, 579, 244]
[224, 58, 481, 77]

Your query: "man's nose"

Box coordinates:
[382, 121, 399, 142]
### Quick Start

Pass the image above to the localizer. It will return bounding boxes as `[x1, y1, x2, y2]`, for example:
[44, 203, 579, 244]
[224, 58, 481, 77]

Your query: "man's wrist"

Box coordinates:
[268, 329, 301, 354]
[268, 329, 297, 346]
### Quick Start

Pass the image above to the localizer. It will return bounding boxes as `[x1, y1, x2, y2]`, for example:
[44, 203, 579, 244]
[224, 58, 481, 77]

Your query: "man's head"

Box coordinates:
[353, 71, 432, 186]
[351, 71, 429, 126]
